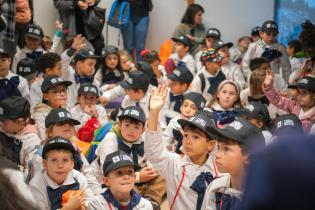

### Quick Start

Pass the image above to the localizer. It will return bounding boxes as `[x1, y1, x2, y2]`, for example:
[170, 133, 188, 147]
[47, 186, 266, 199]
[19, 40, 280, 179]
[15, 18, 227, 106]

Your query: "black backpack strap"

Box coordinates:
[198, 72, 206, 93]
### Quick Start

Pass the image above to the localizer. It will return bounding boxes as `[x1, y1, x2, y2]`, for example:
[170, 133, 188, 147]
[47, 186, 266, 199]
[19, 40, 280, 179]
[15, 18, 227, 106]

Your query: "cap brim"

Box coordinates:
[274, 126, 303, 136]
[167, 74, 179, 81]
[177, 119, 220, 140]
[42, 142, 75, 158]
[104, 161, 135, 175]
[25, 34, 43, 40]
[206, 34, 220, 39]
[119, 81, 132, 89]
[288, 84, 297, 89]
[46, 81, 73, 92]
[262, 29, 279, 33]
[171, 38, 191, 47]
[118, 114, 146, 124]
[215, 127, 242, 143]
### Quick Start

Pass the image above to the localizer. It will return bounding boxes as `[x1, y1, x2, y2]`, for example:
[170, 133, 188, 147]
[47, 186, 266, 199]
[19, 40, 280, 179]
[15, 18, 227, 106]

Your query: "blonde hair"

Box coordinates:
[207, 80, 241, 108]
[250, 69, 266, 99]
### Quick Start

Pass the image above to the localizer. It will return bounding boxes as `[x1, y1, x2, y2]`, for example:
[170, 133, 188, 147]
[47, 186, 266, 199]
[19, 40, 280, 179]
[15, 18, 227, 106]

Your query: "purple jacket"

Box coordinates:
[263, 84, 315, 133]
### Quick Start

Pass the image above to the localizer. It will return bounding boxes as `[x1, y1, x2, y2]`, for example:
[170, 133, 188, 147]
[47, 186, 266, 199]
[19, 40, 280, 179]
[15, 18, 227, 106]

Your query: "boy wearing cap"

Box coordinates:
[145, 85, 222, 210]
[95, 105, 166, 208]
[0, 96, 40, 168]
[242, 20, 291, 83]
[16, 57, 38, 87]
[238, 101, 272, 144]
[169, 35, 196, 75]
[201, 118, 265, 210]
[195, 28, 221, 71]
[12, 24, 46, 72]
[60, 35, 98, 108]
[32, 75, 72, 140]
[190, 48, 226, 102]
[161, 65, 194, 125]
[70, 83, 107, 129]
[0, 48, 30, 101]
[119, 71, 151, 117]
[251, 26, 262, 42]
[89, 151, 153, 210]
[29, 136, 94, 210]
[229, 36, 251, 65]
[216, 40, 246, 90]
[163, 92, 206, 153]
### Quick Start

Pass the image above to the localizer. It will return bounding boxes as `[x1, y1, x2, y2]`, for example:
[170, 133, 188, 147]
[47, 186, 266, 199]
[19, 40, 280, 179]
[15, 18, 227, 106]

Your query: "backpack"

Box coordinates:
[86, 122, 114, 163]
[107, 0, 130, 29]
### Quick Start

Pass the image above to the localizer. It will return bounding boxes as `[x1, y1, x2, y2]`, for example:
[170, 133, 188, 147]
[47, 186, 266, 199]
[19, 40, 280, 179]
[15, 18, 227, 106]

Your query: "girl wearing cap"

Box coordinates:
[141, 50, 167, 85]
[94, 45, 124, 94]
[206, 80, 241, 126]
[263, 70, 315, 135]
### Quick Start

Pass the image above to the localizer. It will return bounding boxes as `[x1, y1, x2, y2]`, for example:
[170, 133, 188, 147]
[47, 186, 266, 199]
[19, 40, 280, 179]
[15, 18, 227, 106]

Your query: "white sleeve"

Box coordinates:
[97, 105, 108, 125]
[30, 82, 42, 108]
[50, 34, 61, 53]
[242, 43, 256, 81]
[279, 45, 292, 83]
[102, 85, 126, 101]
[20, 133, 41, 167]
[233, 64, 246, 90]
[186, 57, 196, 75]
[61, 49, 74, 80]
[190, 75, 202, 94]
[95, 132, 118, 167]
[12, 53, 20, 73]
[163, 123, 175, 151]
[18, 76, 30, 102]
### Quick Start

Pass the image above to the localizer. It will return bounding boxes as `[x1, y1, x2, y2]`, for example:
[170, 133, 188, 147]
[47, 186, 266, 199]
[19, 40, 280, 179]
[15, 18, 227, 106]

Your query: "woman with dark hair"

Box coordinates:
[172, 3, 206, 55]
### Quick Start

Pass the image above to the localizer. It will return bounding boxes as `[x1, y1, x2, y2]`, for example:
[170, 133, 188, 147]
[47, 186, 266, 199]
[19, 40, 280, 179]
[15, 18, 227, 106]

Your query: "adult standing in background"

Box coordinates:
[53, 0, 104, 56]
[121, 0, 153, 62]
[172, 3, 206, 56]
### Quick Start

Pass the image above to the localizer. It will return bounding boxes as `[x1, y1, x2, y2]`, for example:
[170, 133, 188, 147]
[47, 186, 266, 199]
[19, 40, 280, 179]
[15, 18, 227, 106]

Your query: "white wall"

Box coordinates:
[33, 0, 274, 51]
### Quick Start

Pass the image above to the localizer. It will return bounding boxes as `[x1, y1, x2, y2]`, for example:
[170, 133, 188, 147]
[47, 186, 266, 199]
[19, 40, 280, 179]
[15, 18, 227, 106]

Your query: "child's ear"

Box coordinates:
[207, 140, 216, 152]
[103, 176, 110, 186]
[42, 159, 48, 170]
[259, 31, 264, 38]
[257, 121, 264, 129]
[43, 93, 49, 101]
[8, 57, 11, 64]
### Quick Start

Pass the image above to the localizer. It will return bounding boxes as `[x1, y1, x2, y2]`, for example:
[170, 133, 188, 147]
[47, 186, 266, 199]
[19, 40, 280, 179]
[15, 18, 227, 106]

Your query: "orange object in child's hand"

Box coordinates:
[62, 190, 82, 206]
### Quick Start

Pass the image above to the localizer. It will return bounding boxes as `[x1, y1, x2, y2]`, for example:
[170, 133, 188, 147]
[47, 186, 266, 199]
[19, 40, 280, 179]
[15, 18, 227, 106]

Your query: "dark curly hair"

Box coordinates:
[299, 20, 315, 57]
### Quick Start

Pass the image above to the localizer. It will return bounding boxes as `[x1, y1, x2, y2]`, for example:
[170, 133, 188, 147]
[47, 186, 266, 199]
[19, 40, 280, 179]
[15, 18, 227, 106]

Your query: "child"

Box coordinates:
[141, 50, 167, 85]
[70, 83, 107, 137]
[145, 85, 222, 210]
[216, 40, 246, 90]
[89, 150, 153, 209]
[119, 49, 134, 72]
[287, 39, 303, 73]
[119, 71, 151, 117]
[0, 48, 30, 101]
[30, 52, 62, 108]
[169, 35, 196, 75]
[95, 106, 166, 208]
[250, 26, 261, 42]
[242, 20, 291, 83]
[94, 45, 124, 94]
[238, 101, 272, 144]
[60, 35, 97, 109]
[29, 136, 94, 210]
[195, 28, 221, 71]
[12, 24, 45, 72]
[229, 36, 251, 65]
[272, 114, 304, 139]
[32, 75, 72, 140]
[263, 72, 315, 135]
[201, 118, 265, 210]
[190, 48, 226, 102]
[162, 65, 194, 125]
[163, 92, 206, 153]
[206, 80, 241, 125]
[16, 57, 38, 87]
[41, 21, 63, 53]
[0, 96, 40, 167]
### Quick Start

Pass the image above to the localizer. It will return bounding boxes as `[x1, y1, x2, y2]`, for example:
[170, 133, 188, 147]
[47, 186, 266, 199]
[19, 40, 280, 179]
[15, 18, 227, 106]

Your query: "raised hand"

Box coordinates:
[71, 35, 86, 51]
[149, 85, 168, 112]
[55, 20, 63, 30]
[263, 68, 274, 87]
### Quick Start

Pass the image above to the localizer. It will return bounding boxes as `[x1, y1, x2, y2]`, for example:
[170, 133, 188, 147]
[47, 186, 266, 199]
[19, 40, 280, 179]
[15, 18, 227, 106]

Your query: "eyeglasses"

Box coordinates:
[48, 88, 68, 95]
[54, 120, 75, 126]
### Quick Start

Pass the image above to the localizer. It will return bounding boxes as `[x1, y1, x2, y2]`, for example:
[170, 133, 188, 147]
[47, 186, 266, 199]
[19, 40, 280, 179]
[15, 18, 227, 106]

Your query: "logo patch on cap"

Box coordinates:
[112, 154, 133, 163]
[33, 29, 40, 35]
[173, 69, 181, 77]
[179, 36, 185, 40]
[127, 78, 133, 84]
[130, 109, 140, 116]
[88, 50, 94, 55]
[49, 138, 69, 145]
[200, 102, 205, 109]
[299, 78, 308, 84]
[50, 78, 62, 84]
[229, 121, 243, 130]
[208, 30, 219, 36]
[192, 117, 206, 127]
[245, 104, 255, 112]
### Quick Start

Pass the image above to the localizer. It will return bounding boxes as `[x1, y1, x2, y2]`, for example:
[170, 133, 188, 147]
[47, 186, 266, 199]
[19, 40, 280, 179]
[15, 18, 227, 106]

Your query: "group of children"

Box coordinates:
[0, 12, 315, 210]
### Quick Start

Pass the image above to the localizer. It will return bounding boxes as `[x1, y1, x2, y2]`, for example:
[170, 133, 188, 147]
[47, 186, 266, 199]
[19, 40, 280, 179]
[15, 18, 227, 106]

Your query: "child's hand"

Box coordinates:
[83, 104, 93, 116]
[55, 20, 63, 30]
[85, 0, 96, 6]
[263, 69, 274, 87]
[72, 34, 86, 51]
[139, 167, 159, 183]
[149, 85, 168, 112]
[99, 96, 109, 106]
[90, 104, 99, 118]
[61, 191, 85, 210]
